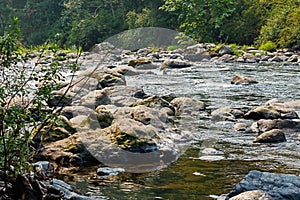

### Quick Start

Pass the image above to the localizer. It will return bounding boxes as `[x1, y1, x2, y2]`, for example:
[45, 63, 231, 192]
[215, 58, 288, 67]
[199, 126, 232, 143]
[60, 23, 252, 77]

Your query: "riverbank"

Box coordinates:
[2, 41, 300, 199]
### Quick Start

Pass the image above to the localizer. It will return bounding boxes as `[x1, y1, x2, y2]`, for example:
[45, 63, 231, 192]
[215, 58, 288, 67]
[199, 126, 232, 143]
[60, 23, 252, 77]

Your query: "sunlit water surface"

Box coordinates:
[65, 62, 300, 199]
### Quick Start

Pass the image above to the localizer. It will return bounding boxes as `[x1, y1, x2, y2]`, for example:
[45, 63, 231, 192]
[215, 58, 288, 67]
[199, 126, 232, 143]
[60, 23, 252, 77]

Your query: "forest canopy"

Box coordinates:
[1, 0, 299, 50]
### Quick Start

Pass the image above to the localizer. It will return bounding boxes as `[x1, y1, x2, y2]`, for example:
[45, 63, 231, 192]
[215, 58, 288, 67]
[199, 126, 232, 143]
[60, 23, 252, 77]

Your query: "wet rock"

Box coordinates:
[111, 65, 140, 76]
[31, 116, 76, 144]
[98, 71, 126, 88]
[97, 167, 125, 177]
[253, 129, 287, 143]
[231, 75, 258, 85]
[170, 97, 205, 115]
[12, 174, 59, 200]
[227, 170, 300, 200]
[287, 55, 299, 62]
[51, 178, 106, 200]
[35, 133, 99, 168]
[233, 123, 247, 131]
[211, 108, 243, 122]
[254, 119, 300, 133]
[161, 59, 192, 70]
[128, 58, 152, 67]
[229, 190, 273, 200]
[131, 95, 175, 113]
[33, 161, 55, 178]
[244, 106, 280, 120]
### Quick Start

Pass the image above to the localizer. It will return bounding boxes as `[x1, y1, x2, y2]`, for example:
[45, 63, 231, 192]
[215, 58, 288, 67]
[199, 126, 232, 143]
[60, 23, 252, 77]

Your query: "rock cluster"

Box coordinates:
[28, 42, 300, 199]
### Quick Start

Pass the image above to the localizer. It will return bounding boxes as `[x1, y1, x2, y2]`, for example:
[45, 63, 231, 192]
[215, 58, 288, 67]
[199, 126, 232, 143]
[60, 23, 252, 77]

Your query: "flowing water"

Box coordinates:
[66, 62, 300, 199]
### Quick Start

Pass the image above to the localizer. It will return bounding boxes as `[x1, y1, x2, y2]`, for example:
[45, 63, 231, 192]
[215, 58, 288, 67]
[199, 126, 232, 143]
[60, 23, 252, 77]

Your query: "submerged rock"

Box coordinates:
[97, 167, 125, 177]
[227, 170, 300, 200]
[231, 75, 258, 85]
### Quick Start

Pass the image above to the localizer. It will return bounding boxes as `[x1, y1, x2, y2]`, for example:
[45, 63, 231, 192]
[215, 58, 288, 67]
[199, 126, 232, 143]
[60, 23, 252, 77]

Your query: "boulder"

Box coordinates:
[229, 190, 273, 200]
[161, 59, 192, 70]
[35, 133, 99, 168]
[128, 58, 152, 67]
[33, 161, 55, 179]
[287, 55, 299, 62]
[253, 129, 287, 143]
[61, 106, 96, 119]
[104, 85, 147, 107]
[130, 95, 175, 114]
[170, 97, 206, 115]
[215, 54, 237, 63]
[97, 167, 125, 177]
[211, 108, 244, 122]
[231, 75, 258, 85]
[218, 45, 233, 55]
[253, 119, 300, 133]
[233, 123, 247, 131]
[244, 106, 280, 120]
[31, 116, 76, 144]
[227, 170, 300, 200]
[80, 89, 111, 108]
[51, 178, 106, 200]
[98, 71, 126, 88]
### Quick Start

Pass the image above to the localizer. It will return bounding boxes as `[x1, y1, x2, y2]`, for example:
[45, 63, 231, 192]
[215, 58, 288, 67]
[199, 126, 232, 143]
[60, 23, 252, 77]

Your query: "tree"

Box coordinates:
[161, 0, 237, 43]
[256, 0, 300, 47]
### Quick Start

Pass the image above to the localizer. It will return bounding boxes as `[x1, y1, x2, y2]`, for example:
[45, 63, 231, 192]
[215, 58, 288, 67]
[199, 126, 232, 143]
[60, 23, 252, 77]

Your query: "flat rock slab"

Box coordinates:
[227, 170, 300, 200]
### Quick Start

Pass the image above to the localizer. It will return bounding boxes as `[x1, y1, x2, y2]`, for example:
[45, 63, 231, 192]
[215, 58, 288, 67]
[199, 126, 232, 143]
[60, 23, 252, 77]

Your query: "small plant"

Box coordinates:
[229, 43, 243, 57]
[166, 45, 179, 51]
[259, 41, 277, 52]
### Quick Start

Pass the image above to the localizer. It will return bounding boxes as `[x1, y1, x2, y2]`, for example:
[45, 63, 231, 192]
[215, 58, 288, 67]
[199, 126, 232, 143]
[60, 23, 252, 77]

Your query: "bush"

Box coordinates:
[0, 18, 77, 196]
[258, 41, 277, 52]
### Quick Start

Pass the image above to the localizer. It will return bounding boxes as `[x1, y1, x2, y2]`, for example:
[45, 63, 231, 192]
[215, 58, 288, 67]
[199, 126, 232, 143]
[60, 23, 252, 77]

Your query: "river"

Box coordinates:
[65, 62, 300, 199]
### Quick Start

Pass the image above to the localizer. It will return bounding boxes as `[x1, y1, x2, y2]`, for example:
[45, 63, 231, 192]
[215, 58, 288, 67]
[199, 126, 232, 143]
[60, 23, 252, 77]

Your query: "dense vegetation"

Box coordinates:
[0, 0, 299, 50]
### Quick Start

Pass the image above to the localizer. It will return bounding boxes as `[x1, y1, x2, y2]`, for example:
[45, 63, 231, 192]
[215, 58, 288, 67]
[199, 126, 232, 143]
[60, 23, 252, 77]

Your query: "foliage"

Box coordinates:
[256, 0, 300, 48]
[258, 41, 277, 51]
[0, 18, 74, 188]
[0, 0, 299, 49]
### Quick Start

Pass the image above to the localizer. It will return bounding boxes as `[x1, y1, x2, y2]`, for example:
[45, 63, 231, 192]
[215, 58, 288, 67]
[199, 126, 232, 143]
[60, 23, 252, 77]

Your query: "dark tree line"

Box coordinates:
[1, 0, 299, 50]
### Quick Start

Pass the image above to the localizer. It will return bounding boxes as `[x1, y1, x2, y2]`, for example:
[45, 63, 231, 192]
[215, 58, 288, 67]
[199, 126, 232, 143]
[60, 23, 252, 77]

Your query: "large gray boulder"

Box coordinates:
[227, 170, 300, 200]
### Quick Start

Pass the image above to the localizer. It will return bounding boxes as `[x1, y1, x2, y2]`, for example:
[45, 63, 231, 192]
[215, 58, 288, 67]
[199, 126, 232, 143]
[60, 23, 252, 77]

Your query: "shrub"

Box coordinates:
[258, 41, 277, 52]
[0, 18, 78, 196]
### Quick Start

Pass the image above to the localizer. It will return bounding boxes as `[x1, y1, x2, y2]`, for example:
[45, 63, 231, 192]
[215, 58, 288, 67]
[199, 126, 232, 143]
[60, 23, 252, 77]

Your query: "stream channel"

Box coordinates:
[64, 62, 300, 199]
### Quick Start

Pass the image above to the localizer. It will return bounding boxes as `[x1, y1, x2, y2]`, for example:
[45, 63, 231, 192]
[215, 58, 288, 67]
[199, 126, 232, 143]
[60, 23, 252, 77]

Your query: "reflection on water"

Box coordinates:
[68, 63, 300, 199]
